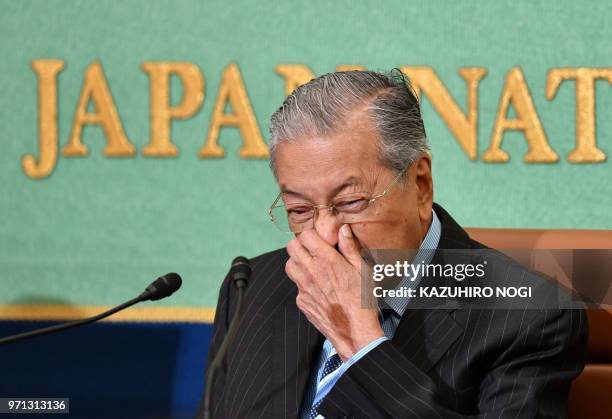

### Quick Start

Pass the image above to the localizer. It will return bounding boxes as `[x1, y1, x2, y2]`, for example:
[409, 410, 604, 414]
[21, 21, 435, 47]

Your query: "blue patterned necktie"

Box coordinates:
[304, 310, 395, 418]
[380, 308, 396, 337]
[305, 352, 343, 419]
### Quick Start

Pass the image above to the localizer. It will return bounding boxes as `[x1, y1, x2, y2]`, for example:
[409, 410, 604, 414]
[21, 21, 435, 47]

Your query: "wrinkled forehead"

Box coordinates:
[274, 130, 388, 201]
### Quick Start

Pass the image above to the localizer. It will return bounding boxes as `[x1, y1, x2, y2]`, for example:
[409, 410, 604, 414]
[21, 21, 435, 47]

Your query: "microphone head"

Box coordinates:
[144, 273, 182, 301]
[230, 256, 251, 288]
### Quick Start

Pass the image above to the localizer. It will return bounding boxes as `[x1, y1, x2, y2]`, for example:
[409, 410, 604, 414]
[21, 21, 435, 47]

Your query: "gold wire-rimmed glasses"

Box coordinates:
[268, 168, 407, 233]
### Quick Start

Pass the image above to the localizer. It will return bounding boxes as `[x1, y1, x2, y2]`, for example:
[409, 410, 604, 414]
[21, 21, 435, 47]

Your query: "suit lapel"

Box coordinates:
[271, 276, 323, 418]
[393, 308, 463, 373]
[389, 203, 474, 372]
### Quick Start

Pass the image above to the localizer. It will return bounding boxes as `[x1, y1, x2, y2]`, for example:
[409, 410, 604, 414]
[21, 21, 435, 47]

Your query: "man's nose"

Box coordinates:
[313, 209, 342, 246]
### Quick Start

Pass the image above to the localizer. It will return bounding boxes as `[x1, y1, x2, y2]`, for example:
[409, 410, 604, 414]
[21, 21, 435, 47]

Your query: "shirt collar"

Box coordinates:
[380, 208, 441, 317]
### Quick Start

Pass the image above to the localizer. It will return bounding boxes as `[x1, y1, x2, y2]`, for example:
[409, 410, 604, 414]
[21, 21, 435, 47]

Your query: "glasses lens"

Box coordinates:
[333, 193, 373, 223]
[270, 206, 314, 233]
[333, 193, 370, 213]
[270, 206, 291, 231]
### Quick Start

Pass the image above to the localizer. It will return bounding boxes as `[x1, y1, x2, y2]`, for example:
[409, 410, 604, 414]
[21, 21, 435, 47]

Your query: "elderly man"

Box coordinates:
[199, 70, 587, 418]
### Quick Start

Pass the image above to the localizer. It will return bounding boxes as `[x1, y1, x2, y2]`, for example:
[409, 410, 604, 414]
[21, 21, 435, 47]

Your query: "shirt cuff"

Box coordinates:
[311, 337, 389, 406]
[341, 336, 389, 371]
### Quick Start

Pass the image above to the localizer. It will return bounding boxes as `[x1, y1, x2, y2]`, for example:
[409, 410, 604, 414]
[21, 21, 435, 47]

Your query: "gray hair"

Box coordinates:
[268, 69, 429, 177]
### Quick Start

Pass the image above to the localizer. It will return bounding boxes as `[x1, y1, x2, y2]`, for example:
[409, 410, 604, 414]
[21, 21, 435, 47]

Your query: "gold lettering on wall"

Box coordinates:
[63, 61, 135, 157]
[275, 65, 366, 96]
[275, 64, 316, 96]
[141, 62, 204, 157]
[22, 61, 610, 179]
[198, 63, 269, 158]
[22, 60, 65, 179]
[336, 65, 367, 72]
[546, 68, 611, 163]
[402, 66, 487, 160]
[482, 67, 558, 163]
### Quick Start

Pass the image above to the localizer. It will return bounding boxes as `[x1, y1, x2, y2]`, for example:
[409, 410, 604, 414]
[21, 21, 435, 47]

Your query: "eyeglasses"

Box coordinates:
[268, 168, 407, 233]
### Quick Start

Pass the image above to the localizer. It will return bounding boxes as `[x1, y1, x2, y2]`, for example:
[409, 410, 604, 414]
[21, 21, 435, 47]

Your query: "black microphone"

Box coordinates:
[202, 257, 251, 419]
[140, 272, 182, 301]
[0, 273, 182, 346]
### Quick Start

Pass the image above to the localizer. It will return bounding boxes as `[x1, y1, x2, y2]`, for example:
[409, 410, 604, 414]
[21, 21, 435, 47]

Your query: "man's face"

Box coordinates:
[273, 111, 434, 251]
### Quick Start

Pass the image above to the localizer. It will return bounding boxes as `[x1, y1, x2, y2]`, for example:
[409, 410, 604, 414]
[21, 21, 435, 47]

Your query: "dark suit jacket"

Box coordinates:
[197, 204, 587, 418]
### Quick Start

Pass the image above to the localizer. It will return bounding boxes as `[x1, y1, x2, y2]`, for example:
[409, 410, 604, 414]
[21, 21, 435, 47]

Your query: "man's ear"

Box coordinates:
[414, 154, 433, 223]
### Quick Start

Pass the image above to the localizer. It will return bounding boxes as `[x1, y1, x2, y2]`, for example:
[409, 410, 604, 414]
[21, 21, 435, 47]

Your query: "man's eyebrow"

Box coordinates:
[281, 177, 362, 200]
[279, 188, 309, 200]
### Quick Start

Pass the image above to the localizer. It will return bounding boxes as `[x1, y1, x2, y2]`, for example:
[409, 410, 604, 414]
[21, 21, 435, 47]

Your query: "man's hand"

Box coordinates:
[285, 224, 384, 361]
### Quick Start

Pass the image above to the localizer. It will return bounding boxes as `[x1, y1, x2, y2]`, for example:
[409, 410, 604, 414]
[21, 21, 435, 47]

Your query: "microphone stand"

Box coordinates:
[0, 273, 181, 346]
[202, 273, 248, 419]
[0, 295, 145, 346]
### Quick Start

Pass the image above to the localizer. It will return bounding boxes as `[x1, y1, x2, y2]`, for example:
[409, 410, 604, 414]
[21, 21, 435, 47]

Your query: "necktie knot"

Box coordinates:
[320, 353, 342, 381]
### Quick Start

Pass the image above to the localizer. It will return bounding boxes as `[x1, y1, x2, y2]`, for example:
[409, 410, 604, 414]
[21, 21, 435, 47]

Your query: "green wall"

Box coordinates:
[1, 0, 610, 308]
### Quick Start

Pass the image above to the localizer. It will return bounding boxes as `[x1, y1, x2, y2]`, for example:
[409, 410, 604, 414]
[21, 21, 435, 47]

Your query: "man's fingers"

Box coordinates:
[287, 238, 313, 267]
[286, 257, 329, 307]
[297, 229, 334, 259]
[338, 224, 363, 269]
[285, 257, 307, 288]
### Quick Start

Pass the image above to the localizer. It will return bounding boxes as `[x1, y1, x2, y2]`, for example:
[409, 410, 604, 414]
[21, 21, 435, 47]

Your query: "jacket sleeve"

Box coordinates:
[318, 308, 588, 419]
